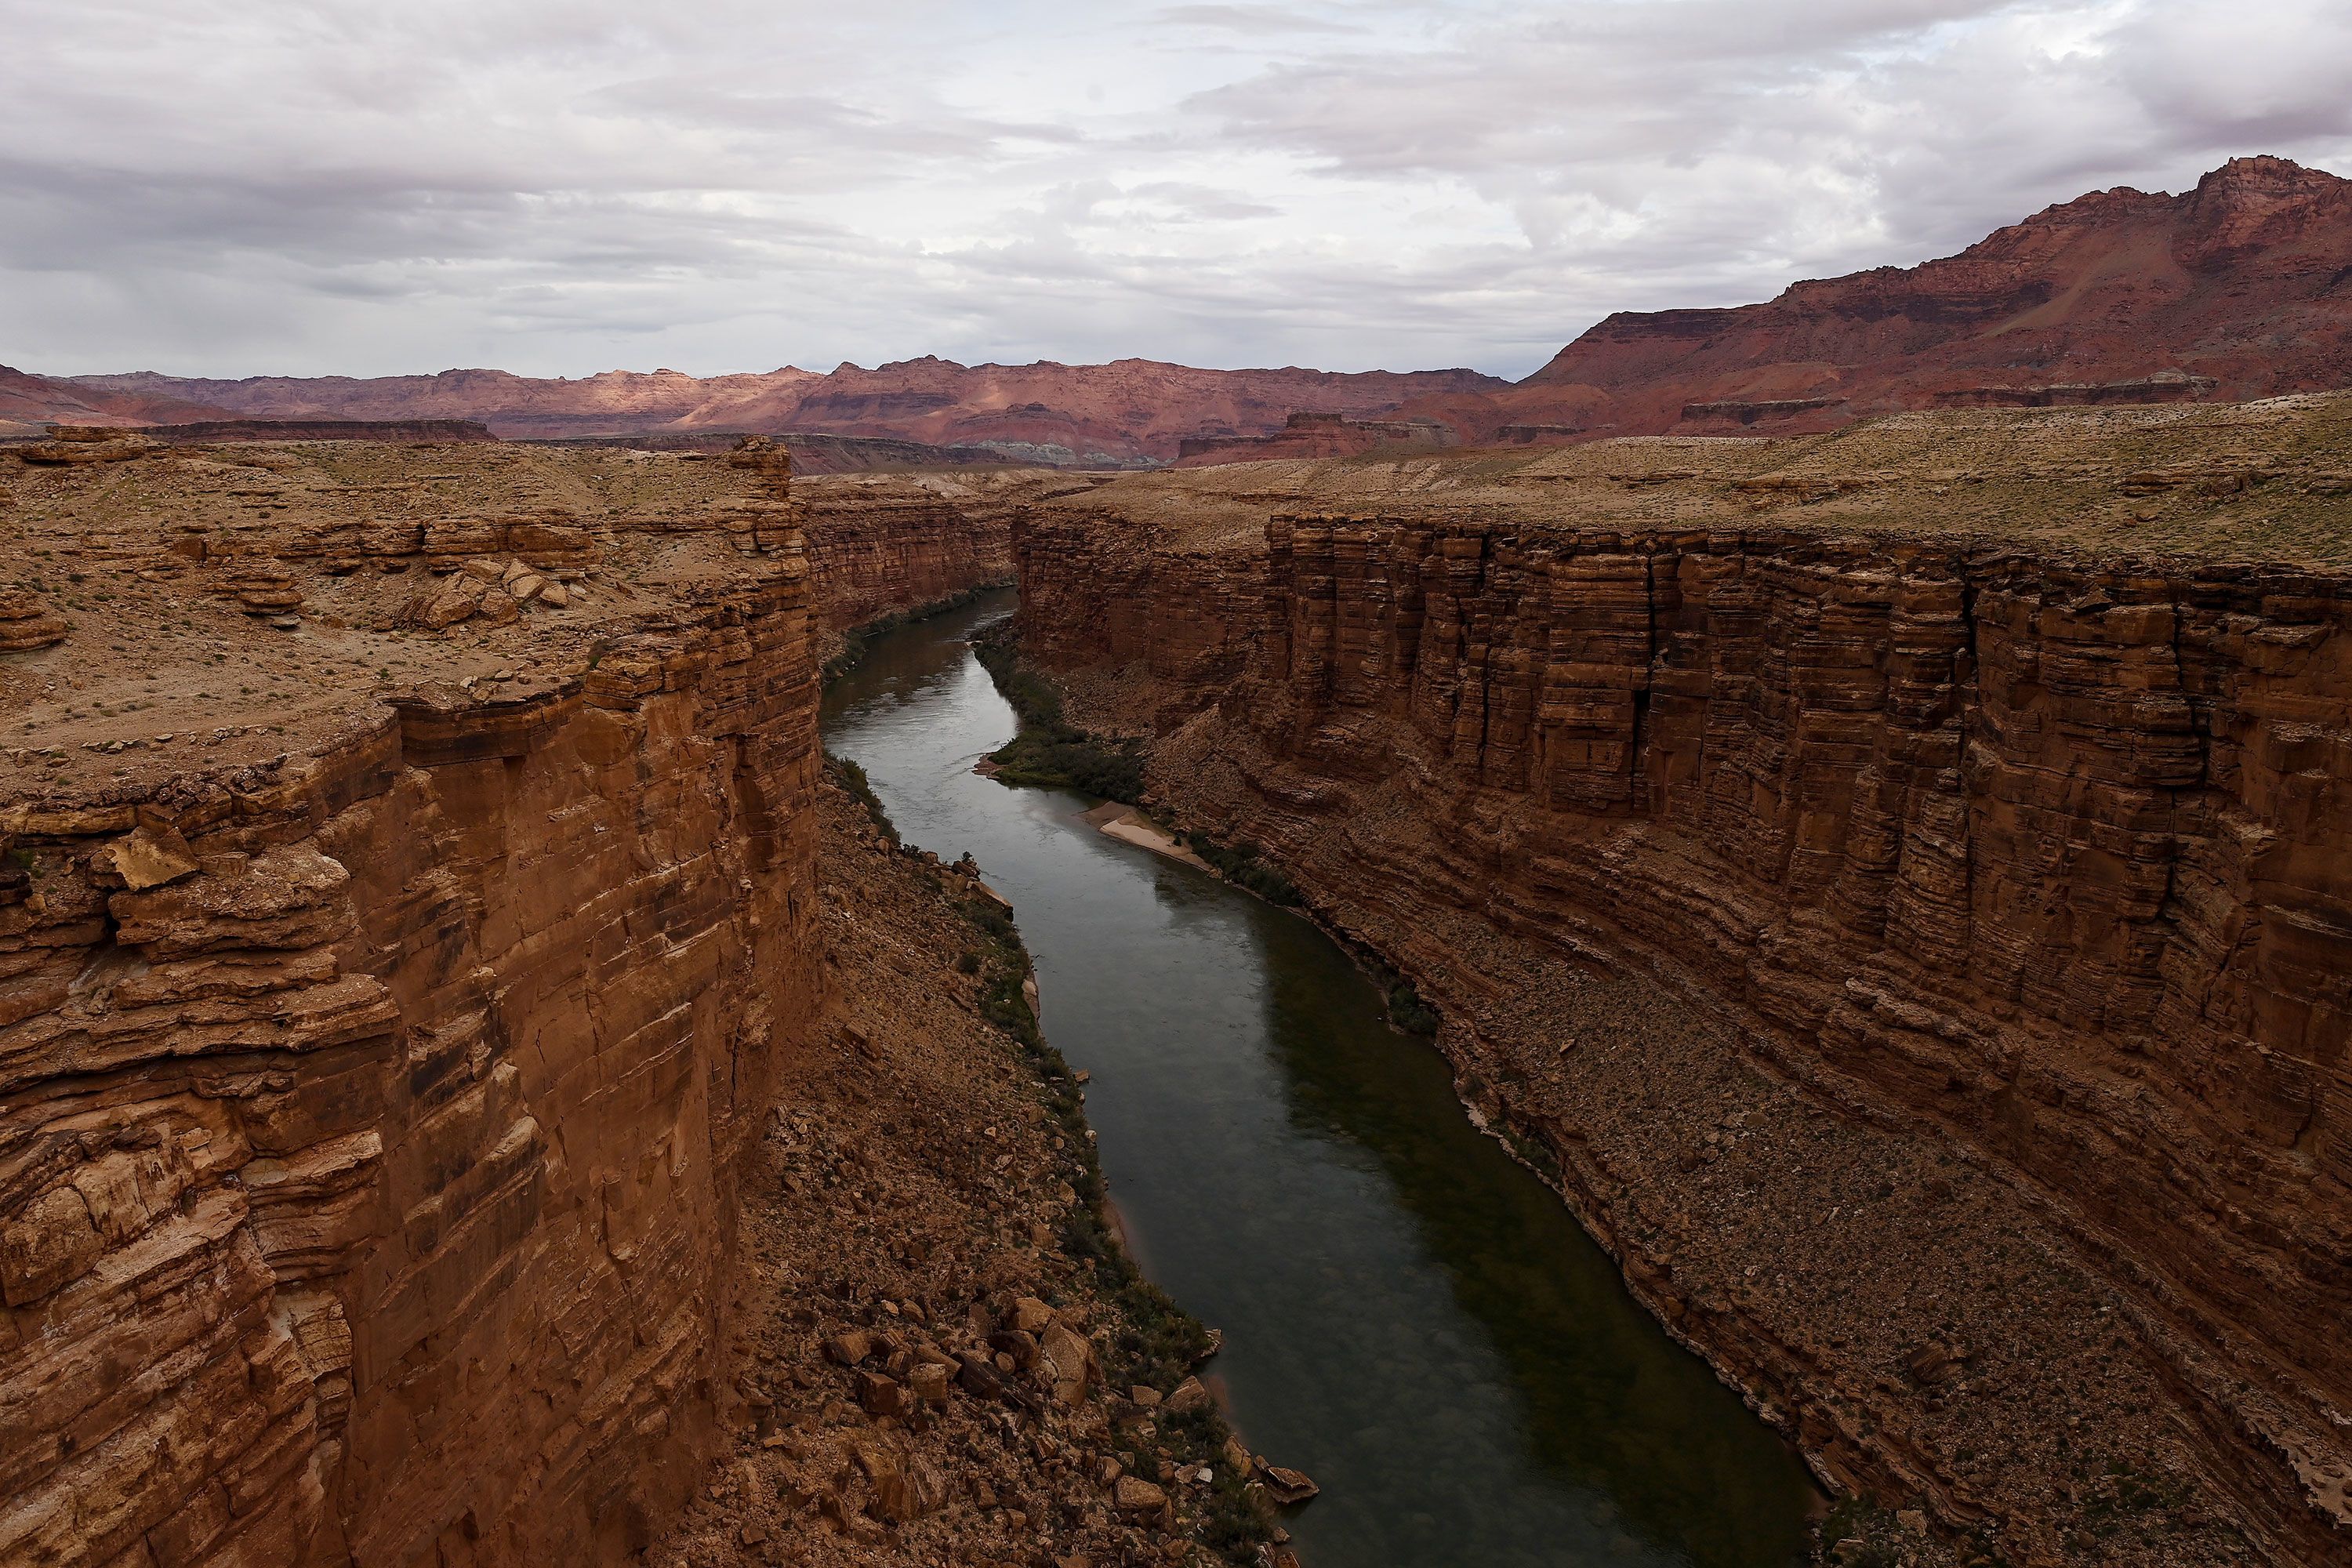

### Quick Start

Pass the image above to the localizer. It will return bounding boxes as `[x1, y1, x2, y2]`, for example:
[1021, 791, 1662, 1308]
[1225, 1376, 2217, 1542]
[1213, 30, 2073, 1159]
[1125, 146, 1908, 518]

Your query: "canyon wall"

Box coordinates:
[797, 481, 1014, 635]
[2, 570, 818, 1567]
[0, 441, 1018, 1566]
[1010, 492, 2352, 1560]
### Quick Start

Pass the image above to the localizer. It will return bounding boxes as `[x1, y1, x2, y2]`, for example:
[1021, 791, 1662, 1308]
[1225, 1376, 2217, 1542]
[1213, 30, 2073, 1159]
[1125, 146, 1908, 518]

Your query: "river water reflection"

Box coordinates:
[818, 593, 1815, 1568]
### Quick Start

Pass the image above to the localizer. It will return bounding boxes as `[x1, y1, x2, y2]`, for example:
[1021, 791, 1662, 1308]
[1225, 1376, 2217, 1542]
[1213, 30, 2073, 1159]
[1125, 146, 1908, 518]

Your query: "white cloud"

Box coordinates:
[0, 0, 2343, 379]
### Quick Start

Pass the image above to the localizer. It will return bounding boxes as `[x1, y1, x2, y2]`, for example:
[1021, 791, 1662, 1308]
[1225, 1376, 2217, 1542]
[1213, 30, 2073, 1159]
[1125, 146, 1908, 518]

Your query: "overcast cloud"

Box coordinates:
[1, 0, 2346, 379]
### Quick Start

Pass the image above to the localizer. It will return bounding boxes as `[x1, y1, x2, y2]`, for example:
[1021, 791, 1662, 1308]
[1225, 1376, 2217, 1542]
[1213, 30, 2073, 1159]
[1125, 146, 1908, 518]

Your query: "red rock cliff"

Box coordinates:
[1007, 408, 2352, 1563]
[0, 439, 1021, 1567]
[2, 576, 818, 1567]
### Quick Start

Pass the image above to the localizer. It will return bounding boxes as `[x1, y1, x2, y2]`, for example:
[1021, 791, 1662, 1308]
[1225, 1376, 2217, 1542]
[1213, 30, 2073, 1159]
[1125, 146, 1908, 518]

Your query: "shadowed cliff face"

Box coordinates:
[1006, 405, 2352, 1565]
[0, 442, 1017, 1566]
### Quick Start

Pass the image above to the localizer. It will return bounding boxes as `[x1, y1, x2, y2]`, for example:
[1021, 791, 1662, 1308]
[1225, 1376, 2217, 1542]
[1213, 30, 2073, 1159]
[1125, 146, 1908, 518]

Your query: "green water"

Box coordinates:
[819, 593, 1817, 1568]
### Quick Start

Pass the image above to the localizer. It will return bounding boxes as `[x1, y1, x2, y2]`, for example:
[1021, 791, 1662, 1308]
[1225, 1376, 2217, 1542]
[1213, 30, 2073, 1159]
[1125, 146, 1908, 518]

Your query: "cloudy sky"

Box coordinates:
[2, 0, 2347, 381]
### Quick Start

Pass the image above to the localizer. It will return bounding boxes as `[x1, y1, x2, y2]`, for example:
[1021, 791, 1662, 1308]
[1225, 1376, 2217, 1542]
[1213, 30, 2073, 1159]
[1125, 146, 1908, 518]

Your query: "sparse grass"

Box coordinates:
[1818, 1495, 1902, 1566]
[1385, 980, 1440, 1036]
[823, 752, 898, 844]
[1184, 831, 1301, 906]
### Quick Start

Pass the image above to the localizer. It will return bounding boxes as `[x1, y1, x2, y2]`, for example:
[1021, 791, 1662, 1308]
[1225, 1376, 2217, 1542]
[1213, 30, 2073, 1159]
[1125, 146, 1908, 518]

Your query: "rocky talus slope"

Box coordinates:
[1007, 395, 2352, 1566]
[0, 439, 1100, 1566]
[652, 779, 1298, 1568]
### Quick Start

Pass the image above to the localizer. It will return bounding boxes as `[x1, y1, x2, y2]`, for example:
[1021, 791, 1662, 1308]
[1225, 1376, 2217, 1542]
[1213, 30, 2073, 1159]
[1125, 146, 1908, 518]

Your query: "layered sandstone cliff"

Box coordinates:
[0, 438, 1017, 1566]
[794, 471, 1036, 637]
[1008, 396, 2352, 1565]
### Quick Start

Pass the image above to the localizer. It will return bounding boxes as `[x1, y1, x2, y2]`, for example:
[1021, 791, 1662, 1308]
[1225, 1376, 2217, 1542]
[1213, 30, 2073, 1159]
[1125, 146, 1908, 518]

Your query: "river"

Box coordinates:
[818, 592, 1816, 1568]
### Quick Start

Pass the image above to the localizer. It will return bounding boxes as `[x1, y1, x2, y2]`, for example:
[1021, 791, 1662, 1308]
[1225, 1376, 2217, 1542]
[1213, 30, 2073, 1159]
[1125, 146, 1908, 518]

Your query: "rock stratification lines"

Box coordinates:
[1007, 396, 2352, 1566]
[0, 441, 1018, 1566]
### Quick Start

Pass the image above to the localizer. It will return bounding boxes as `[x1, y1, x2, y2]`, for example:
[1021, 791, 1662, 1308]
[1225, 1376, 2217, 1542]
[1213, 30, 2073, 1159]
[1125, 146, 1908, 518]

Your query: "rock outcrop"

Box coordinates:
[1174, 411, 1459, 466]
[0, 592, 67, 652]
[17, 428, 163, 466]
[2, 572, 820, 1568]
[1006, 396, 2352, 1564]
[117, 419, 500, 445]
[0, 438, 1022, 1567]
[526, 430, 1018, 474]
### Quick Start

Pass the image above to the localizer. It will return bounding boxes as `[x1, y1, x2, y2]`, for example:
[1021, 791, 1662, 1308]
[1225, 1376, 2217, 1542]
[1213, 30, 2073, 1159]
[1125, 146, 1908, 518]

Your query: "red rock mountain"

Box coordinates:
[24, 155, 2350, 461]
[0, 364, 237, 433]
[1409, 154, 2352, 443]
[58, 358, 1507, 464]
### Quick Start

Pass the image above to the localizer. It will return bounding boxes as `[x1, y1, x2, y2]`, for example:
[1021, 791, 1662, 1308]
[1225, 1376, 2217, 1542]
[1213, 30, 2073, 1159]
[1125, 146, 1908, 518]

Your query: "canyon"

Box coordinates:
[5, 384, 2352, 1568]
[1000, 394, 2352, 1566]
[0, 436, 1276, 1568]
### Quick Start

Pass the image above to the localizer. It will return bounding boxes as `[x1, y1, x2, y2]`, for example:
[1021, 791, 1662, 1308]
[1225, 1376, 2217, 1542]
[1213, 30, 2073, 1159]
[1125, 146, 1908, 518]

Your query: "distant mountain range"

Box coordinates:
[9, 359, 1508, 466]
[9, 155, 2348, 464]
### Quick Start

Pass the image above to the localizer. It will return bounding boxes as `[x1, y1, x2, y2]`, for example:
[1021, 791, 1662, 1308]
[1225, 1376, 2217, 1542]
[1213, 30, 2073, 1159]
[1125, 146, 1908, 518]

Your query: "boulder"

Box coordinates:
[867, 1456, 948, 1523]
[0, 590, 67, 652]
[956, 1352, 1041, 1412]
[1258, 1465, 1319, 1505]
[1041, 1321, 1095, 1403]
[405, 578, 484, 630]
[854, 1369, 903, 1416]
[1162, 1375, 1210, 1414]
[95, 826, 200, 891]
[1113, 1475, 1167, 1513]
[1905, 1342, 1967, 1385]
